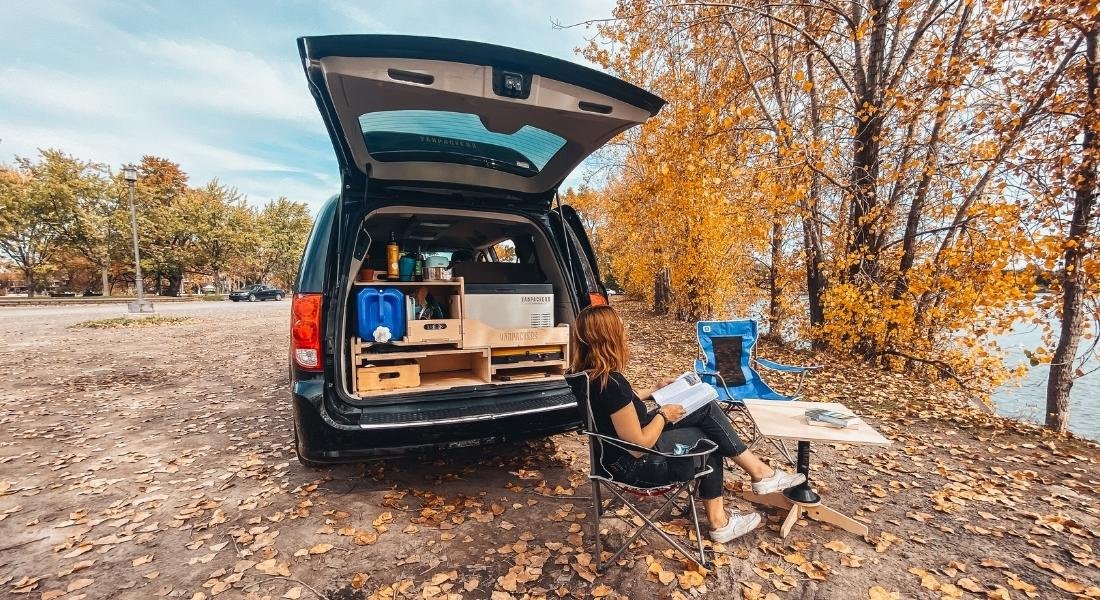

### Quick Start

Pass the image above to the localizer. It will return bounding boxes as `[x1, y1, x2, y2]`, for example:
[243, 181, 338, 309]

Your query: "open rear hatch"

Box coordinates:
[298, 34, 665, 206]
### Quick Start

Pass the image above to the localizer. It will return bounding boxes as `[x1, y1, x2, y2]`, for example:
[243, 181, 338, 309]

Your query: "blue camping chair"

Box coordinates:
[694, 320, 821, 461]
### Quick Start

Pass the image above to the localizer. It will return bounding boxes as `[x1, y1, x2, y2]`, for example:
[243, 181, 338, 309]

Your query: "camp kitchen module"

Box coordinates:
[348, 271, 569, 395]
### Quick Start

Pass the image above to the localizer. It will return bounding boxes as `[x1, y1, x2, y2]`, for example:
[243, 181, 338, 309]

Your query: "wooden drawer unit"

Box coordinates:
[356, 362, 420, 392]
[405, 318, 462, 344]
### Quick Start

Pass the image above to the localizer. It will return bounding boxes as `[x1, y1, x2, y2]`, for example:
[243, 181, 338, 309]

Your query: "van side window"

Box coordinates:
[489, 240, 519, 263]
[567, 228, 601, 294]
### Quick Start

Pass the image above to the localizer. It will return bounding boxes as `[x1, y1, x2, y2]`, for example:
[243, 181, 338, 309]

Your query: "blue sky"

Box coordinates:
[0, 0, 616, 211]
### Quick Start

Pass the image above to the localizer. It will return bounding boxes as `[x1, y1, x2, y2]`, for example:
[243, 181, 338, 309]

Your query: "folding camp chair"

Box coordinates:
[694, 320, 821, 463]
[566, 372, 717, 572]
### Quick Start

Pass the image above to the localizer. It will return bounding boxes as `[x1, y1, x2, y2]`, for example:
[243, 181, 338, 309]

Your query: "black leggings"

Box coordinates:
[606, 401, 748, 500]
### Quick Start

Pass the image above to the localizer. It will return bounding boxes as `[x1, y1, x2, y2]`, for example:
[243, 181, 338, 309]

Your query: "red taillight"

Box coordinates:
[588, 292, 608, 306]
[291, 293, 323, 371]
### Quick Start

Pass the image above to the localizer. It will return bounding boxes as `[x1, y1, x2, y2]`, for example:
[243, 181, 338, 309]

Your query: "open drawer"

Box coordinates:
[352, 347, 490, 396]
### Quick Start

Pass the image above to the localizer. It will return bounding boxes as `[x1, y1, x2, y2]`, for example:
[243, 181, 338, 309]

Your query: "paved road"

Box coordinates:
[0, 298, 288, 323]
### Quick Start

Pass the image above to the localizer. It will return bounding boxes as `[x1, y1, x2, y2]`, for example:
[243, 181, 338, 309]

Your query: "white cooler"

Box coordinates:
[463, 284, 554, 329]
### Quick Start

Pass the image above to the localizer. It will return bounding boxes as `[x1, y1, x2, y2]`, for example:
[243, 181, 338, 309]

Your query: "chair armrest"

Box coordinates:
[583, 431, 718, 459]
[754, 357, 821, 373]
[693, 360, 719, 377]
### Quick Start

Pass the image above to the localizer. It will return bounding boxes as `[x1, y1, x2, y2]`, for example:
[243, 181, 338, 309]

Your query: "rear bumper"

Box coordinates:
[291, 379, 581, 460]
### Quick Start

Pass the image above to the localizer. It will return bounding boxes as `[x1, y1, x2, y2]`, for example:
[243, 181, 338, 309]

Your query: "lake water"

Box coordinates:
[991, 320, 1099, 441]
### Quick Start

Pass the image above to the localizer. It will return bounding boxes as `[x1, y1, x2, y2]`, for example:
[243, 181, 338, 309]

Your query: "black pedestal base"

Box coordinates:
[783, 440, 821, 504]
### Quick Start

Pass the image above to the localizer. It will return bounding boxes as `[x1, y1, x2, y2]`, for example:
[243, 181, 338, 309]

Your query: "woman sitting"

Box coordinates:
[572, 305, 805, 542]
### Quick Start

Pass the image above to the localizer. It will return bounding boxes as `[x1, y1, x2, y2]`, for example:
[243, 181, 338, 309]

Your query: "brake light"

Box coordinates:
[588, 292, 608, 306]
[291, 293, 323, 371]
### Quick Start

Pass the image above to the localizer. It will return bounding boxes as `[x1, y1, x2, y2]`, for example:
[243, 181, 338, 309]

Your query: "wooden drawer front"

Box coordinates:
[405, 319, 461, 343]
[357, 363, 420, 392]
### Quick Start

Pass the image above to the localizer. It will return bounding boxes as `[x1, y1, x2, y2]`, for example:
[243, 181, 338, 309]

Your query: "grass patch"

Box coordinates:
[70, 315, 193, 329]
[200, 294, 225, 301]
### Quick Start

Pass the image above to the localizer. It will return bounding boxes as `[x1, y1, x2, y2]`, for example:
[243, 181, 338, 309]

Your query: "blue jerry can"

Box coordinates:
[356, 287, 406, 341]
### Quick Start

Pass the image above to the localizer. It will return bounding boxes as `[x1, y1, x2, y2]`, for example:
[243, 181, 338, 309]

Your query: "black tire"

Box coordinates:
[248, 294, 257, 302]
[294, 429, 324, 470]
[275, 293, 284, 301]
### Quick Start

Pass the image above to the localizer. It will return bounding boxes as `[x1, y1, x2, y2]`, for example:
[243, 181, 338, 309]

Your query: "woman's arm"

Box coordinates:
[637, 375, 678, 401]
[609, 404, 667, 457]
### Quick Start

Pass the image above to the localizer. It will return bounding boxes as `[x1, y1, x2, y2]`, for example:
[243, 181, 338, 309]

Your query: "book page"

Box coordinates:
[652, 372, 717, 421]
[652, 372, 696, 406]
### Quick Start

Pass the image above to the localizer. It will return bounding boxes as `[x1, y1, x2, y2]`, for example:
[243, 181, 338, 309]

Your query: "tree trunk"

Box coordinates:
[653, 267, 672, 315]
[1045, 23, 1099, 432]
[165, 271, 183, 297]
[896, 5, 971, 301]
[767, 216, 783, 338]
[803, 53, 827, 332]
[100, 266, 111, 297]
[24, 268, 36, 298]
[846, 0, 890, 284]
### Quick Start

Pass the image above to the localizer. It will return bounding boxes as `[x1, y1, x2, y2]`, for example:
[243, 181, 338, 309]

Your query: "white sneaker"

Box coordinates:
[751, 470, 807, 495]
[709, 510, 762, 543]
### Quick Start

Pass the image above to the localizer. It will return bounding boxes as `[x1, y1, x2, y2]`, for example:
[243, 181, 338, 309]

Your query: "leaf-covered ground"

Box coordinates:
[0, 298, 1096, 600]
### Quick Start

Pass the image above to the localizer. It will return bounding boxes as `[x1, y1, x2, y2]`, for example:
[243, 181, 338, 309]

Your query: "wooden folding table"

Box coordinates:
[740, 400, 892, 538]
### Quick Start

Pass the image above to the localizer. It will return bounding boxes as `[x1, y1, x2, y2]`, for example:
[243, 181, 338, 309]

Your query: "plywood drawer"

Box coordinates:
[356, 363, 420, 392]
[405, 319, 461, 344]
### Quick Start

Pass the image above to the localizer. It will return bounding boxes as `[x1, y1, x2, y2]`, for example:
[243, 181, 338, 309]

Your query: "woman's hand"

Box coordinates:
[658, 404, 686, 423]
[657, 375, 678, 388]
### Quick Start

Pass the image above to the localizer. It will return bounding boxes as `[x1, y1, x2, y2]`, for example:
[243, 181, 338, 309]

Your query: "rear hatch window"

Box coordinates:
[360, 110, 566, 177]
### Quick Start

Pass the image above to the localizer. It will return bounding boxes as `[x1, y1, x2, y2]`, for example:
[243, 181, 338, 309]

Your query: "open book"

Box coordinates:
[651, 372, 718, 422]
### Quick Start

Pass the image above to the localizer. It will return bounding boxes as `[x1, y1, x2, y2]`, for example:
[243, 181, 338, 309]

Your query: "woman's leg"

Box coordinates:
[731, 450, 774, 482]
[697, 451, 727, 526]
[648, 428, 732, 530]
[668, 402, 748, 458]
[669, 403, 776, 481]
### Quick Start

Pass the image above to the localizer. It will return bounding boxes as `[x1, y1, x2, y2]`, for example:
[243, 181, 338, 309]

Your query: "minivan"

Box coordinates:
[290, 35, 664, 464]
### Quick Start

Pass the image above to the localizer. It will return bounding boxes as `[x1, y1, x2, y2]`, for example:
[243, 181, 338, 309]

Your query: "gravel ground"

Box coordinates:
[0, 298, 1097, 600]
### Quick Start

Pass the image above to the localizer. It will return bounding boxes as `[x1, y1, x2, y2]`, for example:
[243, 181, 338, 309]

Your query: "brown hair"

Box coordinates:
[570, 305, 629, 389]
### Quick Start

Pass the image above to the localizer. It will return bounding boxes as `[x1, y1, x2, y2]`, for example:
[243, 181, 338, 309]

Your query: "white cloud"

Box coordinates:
[135, 38, 317, 124]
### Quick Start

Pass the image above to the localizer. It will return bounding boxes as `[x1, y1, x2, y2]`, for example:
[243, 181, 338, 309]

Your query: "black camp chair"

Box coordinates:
[566, 372, 717, 571]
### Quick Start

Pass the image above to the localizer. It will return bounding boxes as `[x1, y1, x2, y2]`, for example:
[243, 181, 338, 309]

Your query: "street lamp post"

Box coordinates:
[122, 165, 153, 313]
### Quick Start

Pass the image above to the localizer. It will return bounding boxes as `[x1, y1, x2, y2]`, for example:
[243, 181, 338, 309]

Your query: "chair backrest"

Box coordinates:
[565, 371, 610, 478]
[696, 320, 779, 400]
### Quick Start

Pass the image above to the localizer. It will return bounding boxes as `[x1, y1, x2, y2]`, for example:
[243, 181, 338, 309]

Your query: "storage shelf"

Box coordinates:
[353, 280, 461, 286]
[358, 348, 486, 362]
[359, 371, 489, 397]
[490, 359, 566, 373]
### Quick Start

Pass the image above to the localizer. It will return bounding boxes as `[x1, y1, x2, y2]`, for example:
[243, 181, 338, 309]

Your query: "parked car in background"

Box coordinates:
[229, 284, 286, 302]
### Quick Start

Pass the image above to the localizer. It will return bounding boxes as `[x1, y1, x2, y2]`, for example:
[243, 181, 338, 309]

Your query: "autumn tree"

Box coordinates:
[0, 150, 86, 296]
[245, 197, 313, 290]
[574, 0, 1094, 401]
[132, 156, 192, 296]
[1003, 3, 1100, 431]
[186, 180, 255, 293]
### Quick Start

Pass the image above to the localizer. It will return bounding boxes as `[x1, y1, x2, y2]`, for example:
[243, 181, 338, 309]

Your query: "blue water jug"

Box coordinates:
[356, 287, 406, 341]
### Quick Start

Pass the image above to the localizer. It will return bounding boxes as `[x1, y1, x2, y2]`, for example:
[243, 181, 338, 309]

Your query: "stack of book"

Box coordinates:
[804, 408, 860, 429]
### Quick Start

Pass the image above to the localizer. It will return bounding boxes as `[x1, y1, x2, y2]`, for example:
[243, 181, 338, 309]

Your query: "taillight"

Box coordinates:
[588, 292, 608, 306]
[291, 293, 323, 371]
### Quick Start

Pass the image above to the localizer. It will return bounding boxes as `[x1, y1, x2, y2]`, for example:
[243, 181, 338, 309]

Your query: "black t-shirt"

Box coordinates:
[589, 372, 654, 465]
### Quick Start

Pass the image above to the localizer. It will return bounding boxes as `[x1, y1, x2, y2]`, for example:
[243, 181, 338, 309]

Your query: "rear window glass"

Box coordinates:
[358, 110, 566, 177]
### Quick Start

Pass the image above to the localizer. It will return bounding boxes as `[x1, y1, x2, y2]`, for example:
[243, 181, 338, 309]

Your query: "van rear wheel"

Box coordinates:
[294, 429, 324, 470]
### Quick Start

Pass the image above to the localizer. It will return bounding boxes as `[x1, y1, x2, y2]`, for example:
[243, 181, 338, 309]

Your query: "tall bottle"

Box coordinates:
[386, 233, 400, 279]
[413, 246, 424, 281]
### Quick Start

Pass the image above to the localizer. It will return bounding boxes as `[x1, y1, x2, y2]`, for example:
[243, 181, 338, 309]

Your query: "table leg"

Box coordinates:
[783, 440, 821, 504]
[805, 504, 869, 537]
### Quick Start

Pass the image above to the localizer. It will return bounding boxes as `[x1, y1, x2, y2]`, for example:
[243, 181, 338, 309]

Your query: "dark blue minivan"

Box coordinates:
[289, 35, 664, 464]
